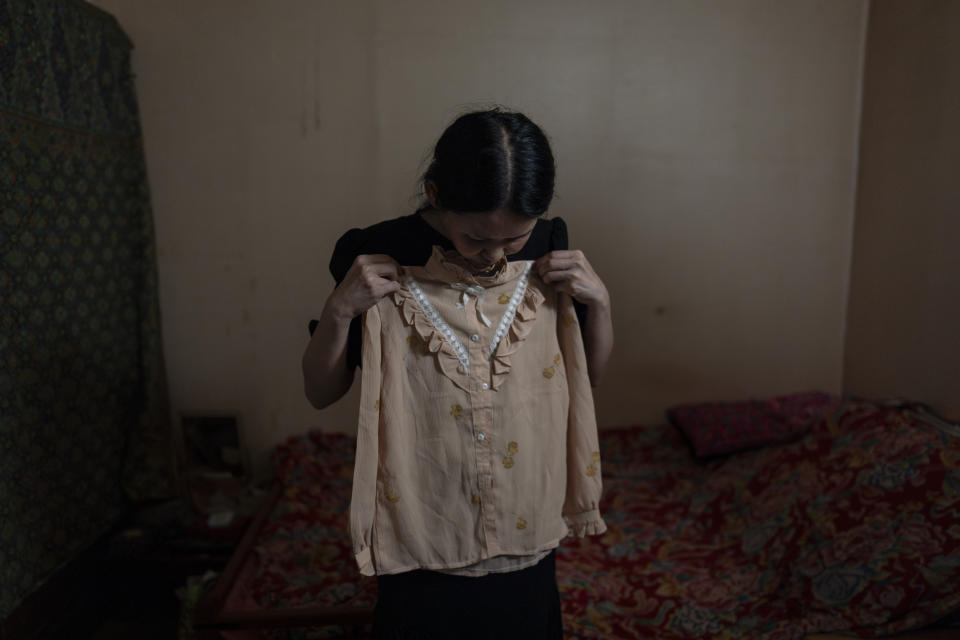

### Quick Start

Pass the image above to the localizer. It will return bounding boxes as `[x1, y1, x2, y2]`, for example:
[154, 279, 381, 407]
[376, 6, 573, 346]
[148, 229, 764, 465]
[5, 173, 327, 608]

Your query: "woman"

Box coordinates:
[302, 108, 613, 639]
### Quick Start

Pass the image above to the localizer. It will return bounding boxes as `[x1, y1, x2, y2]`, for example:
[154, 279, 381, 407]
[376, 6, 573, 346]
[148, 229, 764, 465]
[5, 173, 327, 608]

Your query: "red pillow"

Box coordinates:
[666, 391, 838, 458]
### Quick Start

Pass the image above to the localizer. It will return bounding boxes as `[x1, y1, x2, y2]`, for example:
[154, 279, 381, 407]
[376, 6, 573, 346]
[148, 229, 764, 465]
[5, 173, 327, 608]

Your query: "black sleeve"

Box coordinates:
[308, 227, 365, 371]
[549, 217, 589, 332]
[329, 227, 365, 283]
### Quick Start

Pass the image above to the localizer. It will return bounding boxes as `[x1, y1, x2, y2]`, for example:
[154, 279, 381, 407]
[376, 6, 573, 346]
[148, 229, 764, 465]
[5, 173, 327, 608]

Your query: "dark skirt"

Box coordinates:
[371, 549, 563, 640]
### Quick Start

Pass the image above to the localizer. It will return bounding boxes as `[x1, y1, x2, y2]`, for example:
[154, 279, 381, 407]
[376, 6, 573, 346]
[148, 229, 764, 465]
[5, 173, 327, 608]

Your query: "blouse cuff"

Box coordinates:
[564, 508, 608, 538]
[355, 546, 374, 576]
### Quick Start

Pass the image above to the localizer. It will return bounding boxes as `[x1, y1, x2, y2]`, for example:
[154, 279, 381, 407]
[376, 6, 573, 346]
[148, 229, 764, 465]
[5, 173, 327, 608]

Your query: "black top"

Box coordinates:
[310, 211, 587, 370]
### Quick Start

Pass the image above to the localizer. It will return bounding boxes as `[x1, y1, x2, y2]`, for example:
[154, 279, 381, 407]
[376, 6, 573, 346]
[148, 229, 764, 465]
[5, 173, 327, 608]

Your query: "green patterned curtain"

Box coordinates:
[0, 0, 175, 618]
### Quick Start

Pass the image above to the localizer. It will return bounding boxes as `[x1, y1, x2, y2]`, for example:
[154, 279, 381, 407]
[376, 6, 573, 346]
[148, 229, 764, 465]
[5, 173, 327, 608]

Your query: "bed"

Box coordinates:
[192, 393, 960, 639]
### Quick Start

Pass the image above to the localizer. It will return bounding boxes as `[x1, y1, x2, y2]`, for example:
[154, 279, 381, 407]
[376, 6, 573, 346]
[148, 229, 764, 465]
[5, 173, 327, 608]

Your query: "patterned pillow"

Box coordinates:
[666, 391, 838, 457]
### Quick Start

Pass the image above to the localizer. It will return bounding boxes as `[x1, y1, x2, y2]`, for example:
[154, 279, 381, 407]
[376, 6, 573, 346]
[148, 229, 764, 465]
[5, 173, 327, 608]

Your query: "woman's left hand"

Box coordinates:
[533, 250, 610, 309]
[535, 249, 614, 386]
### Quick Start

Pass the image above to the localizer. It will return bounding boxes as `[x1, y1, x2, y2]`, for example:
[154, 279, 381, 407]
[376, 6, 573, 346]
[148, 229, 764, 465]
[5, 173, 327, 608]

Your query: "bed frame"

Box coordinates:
[193, 483, 373, 639]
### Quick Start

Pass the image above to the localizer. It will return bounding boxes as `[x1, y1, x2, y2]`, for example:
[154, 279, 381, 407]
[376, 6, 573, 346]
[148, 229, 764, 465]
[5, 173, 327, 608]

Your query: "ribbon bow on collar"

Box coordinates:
[450, 282, 492, 327]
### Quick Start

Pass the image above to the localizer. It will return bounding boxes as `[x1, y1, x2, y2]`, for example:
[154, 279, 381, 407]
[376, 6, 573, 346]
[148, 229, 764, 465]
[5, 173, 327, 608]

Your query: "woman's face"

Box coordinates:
[438, 209, 538, 271]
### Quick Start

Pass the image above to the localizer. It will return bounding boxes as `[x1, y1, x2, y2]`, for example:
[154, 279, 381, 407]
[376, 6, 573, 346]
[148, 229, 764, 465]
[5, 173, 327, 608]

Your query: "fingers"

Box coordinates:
[352, 254, 401, 284]
[375, 278, 402, 297]
[540, 271, 577, 297]
[539, 268, 577, 285]
[332, 254, 404, 317]
[539, 258, 589, 285]
[536, 249, 607, 307]
[357, 265, 400, 300]
[534, 249, 586, 276]
[360, 261, 400, 281]
[535, 249, 580, 262]
[538, 258, 581, 274]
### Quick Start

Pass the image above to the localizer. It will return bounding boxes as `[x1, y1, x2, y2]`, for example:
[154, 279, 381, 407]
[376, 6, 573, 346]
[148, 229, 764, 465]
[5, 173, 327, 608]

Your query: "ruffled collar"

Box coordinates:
[420, 245, 528, 286]
[392, 247, 546, 392]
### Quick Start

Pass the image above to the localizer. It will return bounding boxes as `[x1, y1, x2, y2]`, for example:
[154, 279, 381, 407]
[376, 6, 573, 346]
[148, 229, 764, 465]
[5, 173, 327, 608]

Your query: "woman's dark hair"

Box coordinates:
[419, 108, 555, 218]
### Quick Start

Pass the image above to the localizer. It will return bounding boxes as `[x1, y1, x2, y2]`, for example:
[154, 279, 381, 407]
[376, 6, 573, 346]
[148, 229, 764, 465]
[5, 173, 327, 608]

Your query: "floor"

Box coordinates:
[86, 557, 188, 640]
[34, 498, 242, 640]
[32, 557, 186, 640]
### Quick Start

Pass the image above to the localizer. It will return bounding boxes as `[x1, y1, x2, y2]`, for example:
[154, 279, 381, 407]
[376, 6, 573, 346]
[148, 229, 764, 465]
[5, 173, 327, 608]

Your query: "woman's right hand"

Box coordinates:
[303, 253, 401, 410]
[327, 253, 402, 321]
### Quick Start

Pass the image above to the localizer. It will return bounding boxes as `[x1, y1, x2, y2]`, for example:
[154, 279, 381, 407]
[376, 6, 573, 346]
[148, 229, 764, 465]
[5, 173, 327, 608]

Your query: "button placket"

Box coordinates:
[465, 296, 499, 554]
[471, 386, 497, 553]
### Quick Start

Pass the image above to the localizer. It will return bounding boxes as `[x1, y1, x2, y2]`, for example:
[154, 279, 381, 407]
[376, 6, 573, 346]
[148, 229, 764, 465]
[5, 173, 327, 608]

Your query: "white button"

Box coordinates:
[471, 333, 479, 342]
[477, 433, 485, 441]
[481, 382, 489, 390]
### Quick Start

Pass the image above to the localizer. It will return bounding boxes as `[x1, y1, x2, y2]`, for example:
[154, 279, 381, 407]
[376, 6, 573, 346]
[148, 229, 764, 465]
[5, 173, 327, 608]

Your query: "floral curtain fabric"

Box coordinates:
[0, 0, 174, 617]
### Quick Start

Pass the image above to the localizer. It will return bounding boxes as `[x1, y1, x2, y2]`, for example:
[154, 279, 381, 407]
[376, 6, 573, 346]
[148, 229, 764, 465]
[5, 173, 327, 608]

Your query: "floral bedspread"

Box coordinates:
[242, 398, 960, 639]
[250, 431, 377, 616]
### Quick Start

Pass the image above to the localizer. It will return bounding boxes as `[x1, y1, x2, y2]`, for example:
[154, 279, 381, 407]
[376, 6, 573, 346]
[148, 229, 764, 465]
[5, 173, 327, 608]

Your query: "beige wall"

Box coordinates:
[90, 0, 868, 481]
[843, 0, 960, 418]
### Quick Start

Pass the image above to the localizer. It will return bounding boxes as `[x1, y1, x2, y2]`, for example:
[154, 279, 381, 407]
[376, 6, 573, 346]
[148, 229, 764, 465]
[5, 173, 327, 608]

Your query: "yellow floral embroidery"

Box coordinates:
[543, 354, 562, 379]
[385, 489, 400, 502]
[502, 441, 518, 468]
[471, 493, 481, 505]
[498, 293, 510, 304]
[374, 399, 380, 410]
[562, 314, 576, 327]
[585, 463, 597, 477]
[516, 516, 527, 530]
[592, 451, 601, 462]
[450, 404, 463, 419]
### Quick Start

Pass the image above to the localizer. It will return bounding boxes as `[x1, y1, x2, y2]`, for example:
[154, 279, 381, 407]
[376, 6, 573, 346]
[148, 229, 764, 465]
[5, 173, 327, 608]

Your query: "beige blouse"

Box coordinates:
[349, 245, 606, 577]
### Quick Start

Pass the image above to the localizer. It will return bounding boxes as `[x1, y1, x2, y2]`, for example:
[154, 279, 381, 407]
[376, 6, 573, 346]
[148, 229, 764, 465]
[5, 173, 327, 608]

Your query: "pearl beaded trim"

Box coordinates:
[405, 261, 533, 373]
[406, 276, 471, 370]
[489, 262, 532, 358]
